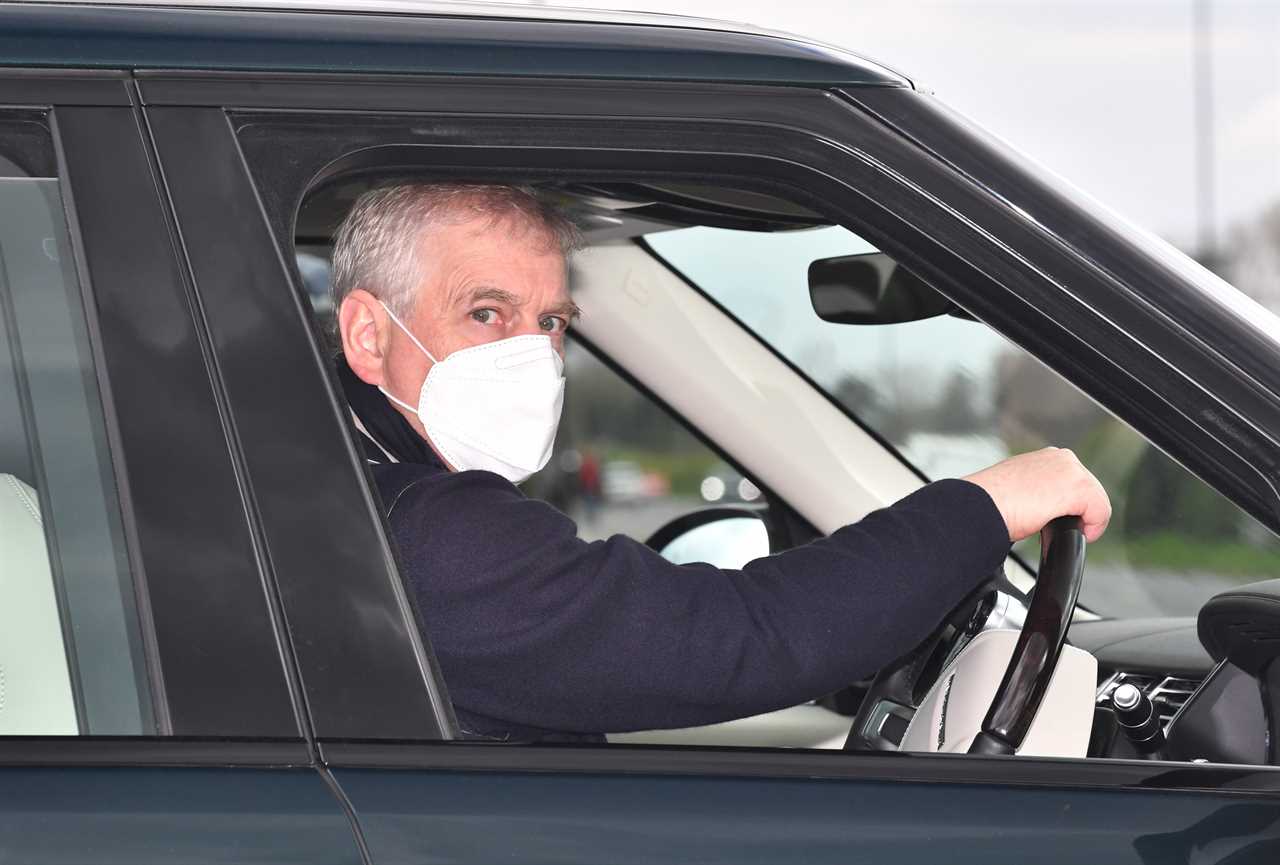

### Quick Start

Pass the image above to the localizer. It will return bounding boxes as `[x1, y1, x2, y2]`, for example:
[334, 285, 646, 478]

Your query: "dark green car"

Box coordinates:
[2, 2, 1279, 862]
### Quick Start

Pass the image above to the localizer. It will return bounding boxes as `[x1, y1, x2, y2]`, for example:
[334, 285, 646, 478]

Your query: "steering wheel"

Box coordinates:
[845, 516, 1086, 754]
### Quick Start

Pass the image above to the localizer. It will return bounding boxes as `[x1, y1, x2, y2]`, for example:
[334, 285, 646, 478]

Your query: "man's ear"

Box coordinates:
[338, 289, 389, 386]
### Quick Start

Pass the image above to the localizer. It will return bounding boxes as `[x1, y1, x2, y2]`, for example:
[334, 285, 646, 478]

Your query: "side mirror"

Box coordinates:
[646, 508, 769, 570]
[809, 252, 962, 325]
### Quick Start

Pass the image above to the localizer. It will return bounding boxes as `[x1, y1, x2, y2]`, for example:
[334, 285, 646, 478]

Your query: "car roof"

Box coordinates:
[8, 0, 849, 35]
[0, 0, 911, 87]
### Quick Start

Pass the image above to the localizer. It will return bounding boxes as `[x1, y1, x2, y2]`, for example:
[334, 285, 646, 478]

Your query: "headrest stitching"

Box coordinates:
[2, 475, 41, 527]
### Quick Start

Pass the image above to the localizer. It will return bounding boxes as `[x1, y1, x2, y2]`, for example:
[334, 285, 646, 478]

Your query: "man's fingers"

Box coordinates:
[1077, 481, 1112, 544]
[1081, 516, 1108, 544]
[962, 448, 1111, 545]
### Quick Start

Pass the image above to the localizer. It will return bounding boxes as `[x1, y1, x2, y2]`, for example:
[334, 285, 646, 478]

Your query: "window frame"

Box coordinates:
[0, 70, 307, 764]
[141, 69, 1280, 793]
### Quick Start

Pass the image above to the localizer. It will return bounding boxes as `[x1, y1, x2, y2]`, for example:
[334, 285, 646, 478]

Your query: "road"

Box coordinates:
[1080, 565, 1251, 619]
[565, 496, 700, 544]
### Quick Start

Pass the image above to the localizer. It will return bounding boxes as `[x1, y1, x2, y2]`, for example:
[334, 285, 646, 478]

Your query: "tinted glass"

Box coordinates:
[0, 122, 153, 734]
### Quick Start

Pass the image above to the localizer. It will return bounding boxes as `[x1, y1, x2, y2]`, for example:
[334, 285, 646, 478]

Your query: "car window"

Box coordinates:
[523, 338, 759, 546]
[0, 121, 154, 735]
[647, 224, 1280, 618]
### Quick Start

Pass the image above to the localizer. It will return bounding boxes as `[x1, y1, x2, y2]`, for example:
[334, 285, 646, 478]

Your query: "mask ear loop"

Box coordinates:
[376, 300, 439, 417]
[379, 387, 421, 417]
[378, 300, 439, 363]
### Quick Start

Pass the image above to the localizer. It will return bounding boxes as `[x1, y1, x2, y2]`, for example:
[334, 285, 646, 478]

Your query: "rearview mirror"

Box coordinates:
[809, 252, 959, 325]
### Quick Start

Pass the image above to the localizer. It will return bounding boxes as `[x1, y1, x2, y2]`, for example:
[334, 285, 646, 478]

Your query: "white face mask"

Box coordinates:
[377, 301, 565, 484]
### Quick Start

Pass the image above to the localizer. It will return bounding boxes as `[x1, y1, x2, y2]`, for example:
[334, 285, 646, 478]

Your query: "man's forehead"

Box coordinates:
[424, 209, 562, 255]
[413, 214, 570, 305]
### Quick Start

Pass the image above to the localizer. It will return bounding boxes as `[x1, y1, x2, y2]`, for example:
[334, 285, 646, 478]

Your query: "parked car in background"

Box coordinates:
[601, 459, 668, 503]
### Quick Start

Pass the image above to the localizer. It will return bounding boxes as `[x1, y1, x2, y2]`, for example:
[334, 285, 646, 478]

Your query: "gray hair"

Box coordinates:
[330, 183, 580, 318]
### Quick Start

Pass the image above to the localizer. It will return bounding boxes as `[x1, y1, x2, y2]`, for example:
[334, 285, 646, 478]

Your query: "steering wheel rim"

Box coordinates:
[968, 515, 1086, 754]
[844, 515, 1086, 754]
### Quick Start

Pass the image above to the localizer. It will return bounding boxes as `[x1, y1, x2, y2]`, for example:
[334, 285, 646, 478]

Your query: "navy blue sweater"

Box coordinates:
[370, 446, 1010, 743]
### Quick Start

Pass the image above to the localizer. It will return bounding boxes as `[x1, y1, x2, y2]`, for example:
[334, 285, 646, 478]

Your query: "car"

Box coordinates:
[600, 459, 665, 503]
[2, 0, 1280, 861]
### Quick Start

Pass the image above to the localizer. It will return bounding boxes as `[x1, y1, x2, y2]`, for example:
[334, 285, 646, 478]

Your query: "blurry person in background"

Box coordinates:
[578, 447, 601, 526]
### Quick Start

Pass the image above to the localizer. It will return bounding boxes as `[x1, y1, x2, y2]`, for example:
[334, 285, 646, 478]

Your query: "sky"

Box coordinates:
[541, 0, 1280, 255]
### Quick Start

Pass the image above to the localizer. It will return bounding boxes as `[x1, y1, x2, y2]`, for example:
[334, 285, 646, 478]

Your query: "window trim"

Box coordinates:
[0, 737, 312, 767]
[0, 67, 132, 107]
[318, 740, 1280, 796]
[50, 108, 161, 736]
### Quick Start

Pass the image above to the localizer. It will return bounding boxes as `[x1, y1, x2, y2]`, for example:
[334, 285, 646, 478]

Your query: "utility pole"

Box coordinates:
[1192, 0, 1217, 266]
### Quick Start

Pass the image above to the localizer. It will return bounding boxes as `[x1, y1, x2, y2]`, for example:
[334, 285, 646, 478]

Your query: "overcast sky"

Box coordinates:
[543, 0, 1280, 254]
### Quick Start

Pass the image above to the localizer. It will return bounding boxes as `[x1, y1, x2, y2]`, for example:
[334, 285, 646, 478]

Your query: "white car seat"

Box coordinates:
[0, 472, 77, 734]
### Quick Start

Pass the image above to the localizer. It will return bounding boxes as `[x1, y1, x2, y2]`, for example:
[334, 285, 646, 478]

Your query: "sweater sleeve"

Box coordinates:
[383, 471, 1010, 735]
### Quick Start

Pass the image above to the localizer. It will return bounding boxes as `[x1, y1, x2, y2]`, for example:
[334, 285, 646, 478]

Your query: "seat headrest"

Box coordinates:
[0, 471, 78, 735]
[0, 472, 41, 528]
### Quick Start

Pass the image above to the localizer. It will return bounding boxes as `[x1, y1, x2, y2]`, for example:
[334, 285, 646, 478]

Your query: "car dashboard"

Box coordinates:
[1070, 617, 1219, 760]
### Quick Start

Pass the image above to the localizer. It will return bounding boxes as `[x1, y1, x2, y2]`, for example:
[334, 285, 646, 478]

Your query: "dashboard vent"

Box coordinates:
[1096, 672, 1203, 729]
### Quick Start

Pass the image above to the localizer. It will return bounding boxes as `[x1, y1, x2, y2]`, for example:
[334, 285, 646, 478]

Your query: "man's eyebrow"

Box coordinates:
[457, 285, 523, 308]
[453, 286, 580, 320]
[547, 300, 583, 321]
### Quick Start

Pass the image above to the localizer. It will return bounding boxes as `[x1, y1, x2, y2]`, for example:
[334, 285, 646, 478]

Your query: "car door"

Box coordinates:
[0, 71, 363, 864]
[139, 56, 1280, 865]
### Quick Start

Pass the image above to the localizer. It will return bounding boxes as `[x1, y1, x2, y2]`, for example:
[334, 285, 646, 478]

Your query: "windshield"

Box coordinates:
[647, 224, 1280, 619]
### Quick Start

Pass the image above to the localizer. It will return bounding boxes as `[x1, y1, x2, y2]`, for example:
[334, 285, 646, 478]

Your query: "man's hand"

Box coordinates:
[962, 447, 1111, 543]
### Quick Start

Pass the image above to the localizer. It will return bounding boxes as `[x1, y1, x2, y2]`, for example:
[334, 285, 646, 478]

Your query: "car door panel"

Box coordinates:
[0, 72, 366, 863]
[0, 765, 361, 865]
[330, 764, 1280, 864]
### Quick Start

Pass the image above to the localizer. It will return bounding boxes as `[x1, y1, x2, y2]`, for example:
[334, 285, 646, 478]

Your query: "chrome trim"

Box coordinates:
[1096, 671, 1206, 732]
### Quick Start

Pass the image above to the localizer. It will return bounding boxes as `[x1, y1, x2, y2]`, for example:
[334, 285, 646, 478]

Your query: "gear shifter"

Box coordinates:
[1110, 683, 1165, 757]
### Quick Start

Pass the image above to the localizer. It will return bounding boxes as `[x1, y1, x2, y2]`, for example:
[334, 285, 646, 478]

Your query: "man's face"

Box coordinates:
[343, 213, 573, 447]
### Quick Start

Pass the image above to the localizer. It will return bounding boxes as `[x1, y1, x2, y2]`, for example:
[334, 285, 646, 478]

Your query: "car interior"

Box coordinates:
[4, 170, 1277, 765]
[290, 175, 1279, 762]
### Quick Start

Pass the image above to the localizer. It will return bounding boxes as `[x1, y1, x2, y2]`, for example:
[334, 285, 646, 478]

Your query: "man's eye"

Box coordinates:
[471, 308, 497, 325]
[540, 315, 568, 334]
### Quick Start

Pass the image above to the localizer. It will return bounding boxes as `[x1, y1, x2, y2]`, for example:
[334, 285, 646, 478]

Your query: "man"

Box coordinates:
[333, 182, 1111, 743]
